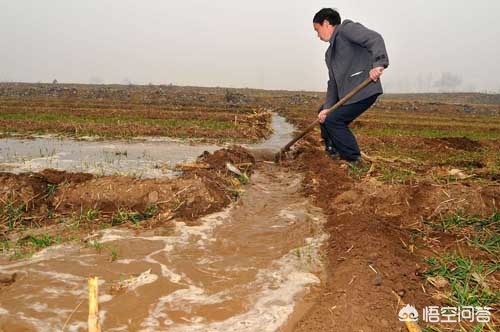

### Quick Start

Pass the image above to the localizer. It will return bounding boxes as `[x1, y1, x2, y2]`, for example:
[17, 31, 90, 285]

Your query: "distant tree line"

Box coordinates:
[384, 72, 500, 93]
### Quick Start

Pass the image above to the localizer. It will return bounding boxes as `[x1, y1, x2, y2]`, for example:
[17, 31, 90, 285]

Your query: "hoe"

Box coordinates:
[250, 77, 373, 162]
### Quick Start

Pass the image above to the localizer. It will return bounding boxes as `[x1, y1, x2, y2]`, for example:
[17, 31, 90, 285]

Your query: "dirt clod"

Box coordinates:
[0, 273, 16, 290]
[373, 274, 383, 286]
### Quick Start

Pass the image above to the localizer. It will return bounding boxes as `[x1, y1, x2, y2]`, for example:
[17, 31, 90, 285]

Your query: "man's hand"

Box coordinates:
[369, 66, 384, 81]
[318, 109, 328, 123]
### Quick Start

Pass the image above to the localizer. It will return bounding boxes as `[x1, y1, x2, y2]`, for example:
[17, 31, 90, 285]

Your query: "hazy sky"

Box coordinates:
[1, 0, 499, 92]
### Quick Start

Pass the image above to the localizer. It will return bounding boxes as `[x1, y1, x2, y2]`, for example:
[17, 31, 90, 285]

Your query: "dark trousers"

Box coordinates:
[320, 94, 378, 161]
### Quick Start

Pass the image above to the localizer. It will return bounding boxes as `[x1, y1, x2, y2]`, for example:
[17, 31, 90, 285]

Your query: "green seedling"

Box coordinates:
[424, 254, 499, 307]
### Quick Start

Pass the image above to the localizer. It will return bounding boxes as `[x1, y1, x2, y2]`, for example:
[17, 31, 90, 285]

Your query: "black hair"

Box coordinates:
[313, 8, 341, 26]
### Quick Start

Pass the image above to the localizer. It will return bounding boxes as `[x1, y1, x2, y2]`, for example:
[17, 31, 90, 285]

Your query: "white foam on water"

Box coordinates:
[99, 210, 229, 248]
[100, 294, 114, 303]
[138, 241, 325, 332]
[140, 286, 230, 330]
[157, 262, 184, 284]
[136, 199, 329, 332]
[31, 243, 76, 260]
[116, 258, 136, 264]
[141, 245, 184, 284]
[0, 307, 9, 315]
[99, 229, 133, 243]
[278, 209, 298, 221]
[29, 269, 85, 285]
[43, 287, 64, 296]
[133, 193, 330, 332]
[116, 269, 159, 292]
[71, 258, 95, 267]
[67, 321, 87, 332]
[4, 310, 70, 332]
[28, 302, 48, 313]
[0, 244, 77, 272]
[42, 285, 85, 299]
[100, 310, 107, 327]
[196, 257, 218, 265]
[106, 325, 130, 332]
[96, 209, 232, 287]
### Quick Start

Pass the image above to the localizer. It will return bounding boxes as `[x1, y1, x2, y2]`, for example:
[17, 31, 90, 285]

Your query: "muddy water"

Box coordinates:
[0, 168, 327, 331]
[243, 113, 295, 151]
[0, 113, 323, 331]
[0, 113, 294, 178]
[0, 137, 219, 178]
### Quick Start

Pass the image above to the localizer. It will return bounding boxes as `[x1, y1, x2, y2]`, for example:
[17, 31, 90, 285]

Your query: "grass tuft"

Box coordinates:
[424, 254, 499, 307]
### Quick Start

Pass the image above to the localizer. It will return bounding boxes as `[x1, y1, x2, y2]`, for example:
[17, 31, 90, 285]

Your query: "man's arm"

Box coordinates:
[341, 21, 389, 69]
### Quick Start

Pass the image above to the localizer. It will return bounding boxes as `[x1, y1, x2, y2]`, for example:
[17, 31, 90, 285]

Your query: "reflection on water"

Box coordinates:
[0, 137, 219, 178]
[0, 113, 294, 178]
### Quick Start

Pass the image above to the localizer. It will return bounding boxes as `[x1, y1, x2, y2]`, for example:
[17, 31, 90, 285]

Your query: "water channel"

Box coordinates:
[0, 113, 329, 332]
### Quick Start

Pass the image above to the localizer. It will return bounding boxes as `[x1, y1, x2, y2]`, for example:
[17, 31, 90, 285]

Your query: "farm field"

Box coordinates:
[0, 83, 271, 141]
[0, 83, 499, 332]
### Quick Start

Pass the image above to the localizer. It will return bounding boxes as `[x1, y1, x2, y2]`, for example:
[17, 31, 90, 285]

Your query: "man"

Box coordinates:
[313, 8, 389, 162]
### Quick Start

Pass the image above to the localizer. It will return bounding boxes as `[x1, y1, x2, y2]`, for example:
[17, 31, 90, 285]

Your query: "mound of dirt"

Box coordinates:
[199, 145, 256, 172]
[329, 176, 499, 225]
[287, 148, 427, 331]
[0, 273, 16, 291]
[286, 145, 500, 332]
[39, 169, 94, 184]
[360, 135, 483, 154]
[1, 147, 255, 239]
[53, 176, 176, 213]
[429, 137, 482, 151]
[0, 173, 48, 209]
[53, 169, 235, 221]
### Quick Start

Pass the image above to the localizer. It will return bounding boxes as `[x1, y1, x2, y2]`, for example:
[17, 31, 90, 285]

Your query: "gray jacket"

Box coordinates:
[324, 19, 389, 108]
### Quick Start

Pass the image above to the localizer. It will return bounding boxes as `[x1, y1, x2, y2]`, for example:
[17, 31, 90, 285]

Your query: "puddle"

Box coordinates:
[0, 169, 327, 331]
[0, 113, 294, 178]
[0, 138, 218, 178]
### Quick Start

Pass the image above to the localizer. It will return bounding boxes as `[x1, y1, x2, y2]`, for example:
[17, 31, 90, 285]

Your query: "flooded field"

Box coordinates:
[0, 114, 293, 178]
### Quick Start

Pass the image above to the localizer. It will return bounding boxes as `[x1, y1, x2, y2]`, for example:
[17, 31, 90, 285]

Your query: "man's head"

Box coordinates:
[313, 8, 341, 42]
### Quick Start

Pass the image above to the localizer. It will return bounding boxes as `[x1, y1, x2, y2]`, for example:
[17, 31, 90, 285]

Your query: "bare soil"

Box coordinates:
[267, 90, 500, 331]
[283, 140, 499, 331]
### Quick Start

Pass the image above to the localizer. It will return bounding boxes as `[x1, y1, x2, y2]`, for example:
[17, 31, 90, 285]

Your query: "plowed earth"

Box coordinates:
[1, 84, 499, 331]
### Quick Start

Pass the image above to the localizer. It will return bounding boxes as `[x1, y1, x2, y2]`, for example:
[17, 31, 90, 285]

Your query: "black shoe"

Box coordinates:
[324, 138, 335, 152]
[325, 145, 340, 159]
[328, 152, 340, 160]
[346, 156, 362, 165]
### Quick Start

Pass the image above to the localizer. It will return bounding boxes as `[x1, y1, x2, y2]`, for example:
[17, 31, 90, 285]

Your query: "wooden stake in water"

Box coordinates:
[88, 277, 101, 332]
